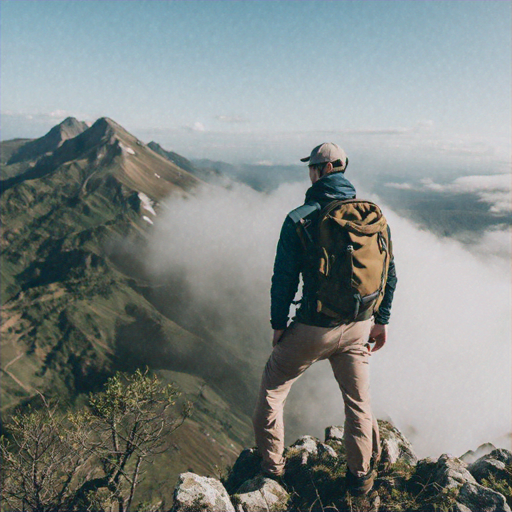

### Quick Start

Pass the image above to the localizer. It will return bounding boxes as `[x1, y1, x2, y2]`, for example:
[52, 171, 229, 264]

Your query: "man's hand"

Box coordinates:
[368, 323, 387, 352]
[272, 329, 285, 347]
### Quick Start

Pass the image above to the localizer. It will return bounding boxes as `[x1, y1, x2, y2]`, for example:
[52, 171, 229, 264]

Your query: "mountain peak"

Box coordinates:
[2, 115, 202, 200]
[59, 116, 87, 130]
[7, 116, 89, 164]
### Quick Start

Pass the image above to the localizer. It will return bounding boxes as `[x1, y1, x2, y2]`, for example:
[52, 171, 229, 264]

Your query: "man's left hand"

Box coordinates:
[368, 323, 387, 352]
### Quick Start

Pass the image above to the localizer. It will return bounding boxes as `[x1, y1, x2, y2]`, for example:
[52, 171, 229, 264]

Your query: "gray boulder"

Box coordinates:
[414, 454, 476, 491]
[171, 472, 235, 512]
[232, 475, 289, 512]
[378, 420, 417, 466]
[286, 435, 337, 466]
[467, 448, 512, 484]
[325, 425, 344, 443]
[456, 482, 511, 512]
[434, 454, 477, 490]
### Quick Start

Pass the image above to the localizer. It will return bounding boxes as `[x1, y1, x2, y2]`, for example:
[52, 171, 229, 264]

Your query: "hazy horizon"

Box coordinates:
[1, 1, 510, 166]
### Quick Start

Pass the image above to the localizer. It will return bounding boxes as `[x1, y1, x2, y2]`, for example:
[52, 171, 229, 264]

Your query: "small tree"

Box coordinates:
[0, 397, 91, 512]
[1, 369, 191, 512]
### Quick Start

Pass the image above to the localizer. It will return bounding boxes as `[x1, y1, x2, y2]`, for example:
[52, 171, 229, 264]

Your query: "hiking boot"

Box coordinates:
[346, 468, 375, 496]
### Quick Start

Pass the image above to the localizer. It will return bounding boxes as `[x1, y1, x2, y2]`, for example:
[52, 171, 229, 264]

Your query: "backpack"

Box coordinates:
[295, 199, 392, 323]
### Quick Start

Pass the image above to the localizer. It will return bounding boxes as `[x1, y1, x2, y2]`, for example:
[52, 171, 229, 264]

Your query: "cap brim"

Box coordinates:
[300, 156, 310, 162]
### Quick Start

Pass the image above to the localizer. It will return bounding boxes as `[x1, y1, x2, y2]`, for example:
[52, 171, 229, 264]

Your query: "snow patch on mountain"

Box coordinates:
[119, 142, 136, 156]
[138, 192, 156, 216]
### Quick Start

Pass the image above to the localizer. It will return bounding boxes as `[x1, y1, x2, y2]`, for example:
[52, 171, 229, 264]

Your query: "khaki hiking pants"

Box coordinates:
[252, 319, 380, 477]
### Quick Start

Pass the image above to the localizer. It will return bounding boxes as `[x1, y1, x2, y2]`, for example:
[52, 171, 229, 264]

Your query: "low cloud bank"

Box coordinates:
[147, 179, 511, 459]
[386, 173, 512, 215]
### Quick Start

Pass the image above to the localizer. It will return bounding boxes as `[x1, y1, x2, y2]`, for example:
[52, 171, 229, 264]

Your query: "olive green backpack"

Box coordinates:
[296, 199, 392, 323]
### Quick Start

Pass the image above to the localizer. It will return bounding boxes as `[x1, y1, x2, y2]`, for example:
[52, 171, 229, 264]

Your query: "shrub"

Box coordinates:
[1, 369, 191, 512]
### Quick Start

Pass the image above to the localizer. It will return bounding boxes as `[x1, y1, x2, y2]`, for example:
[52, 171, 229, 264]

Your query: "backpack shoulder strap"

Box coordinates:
[287, 201, 321, 248]
[287, 201, 321, 224]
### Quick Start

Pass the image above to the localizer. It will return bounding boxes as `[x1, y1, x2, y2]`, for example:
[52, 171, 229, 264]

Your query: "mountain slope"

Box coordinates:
[148, 141, 222, 183]
[1, 119, 254, 458]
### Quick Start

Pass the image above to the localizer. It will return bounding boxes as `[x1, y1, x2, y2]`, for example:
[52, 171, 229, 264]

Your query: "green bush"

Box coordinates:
[1, 369, 191, 512]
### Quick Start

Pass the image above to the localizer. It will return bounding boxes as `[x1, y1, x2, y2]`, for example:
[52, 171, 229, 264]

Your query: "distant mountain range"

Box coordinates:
[0, 117, 255, 493]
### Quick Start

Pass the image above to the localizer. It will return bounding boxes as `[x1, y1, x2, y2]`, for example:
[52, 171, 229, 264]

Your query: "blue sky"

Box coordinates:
[1, 0, 511, 165]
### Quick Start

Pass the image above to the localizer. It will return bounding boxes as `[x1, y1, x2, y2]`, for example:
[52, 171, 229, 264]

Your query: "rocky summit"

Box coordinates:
[172, 420, 512, 512]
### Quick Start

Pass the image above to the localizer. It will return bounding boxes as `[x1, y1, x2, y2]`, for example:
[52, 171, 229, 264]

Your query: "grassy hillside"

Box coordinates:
[0, 119, 255, 503]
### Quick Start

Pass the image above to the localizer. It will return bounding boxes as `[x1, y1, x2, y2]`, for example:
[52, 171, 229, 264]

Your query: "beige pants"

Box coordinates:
[252, 320, 380, 477]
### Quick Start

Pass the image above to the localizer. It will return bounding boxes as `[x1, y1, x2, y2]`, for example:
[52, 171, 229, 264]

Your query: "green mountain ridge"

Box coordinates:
[0, 118, 254, 504]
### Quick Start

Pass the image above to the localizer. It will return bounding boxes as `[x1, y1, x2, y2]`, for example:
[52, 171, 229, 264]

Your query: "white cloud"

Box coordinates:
[437, 174, 511, 214]
[48, 109, 71, 119]
[385, 182, 414, 190]
[451, 173, 511, 193]
[193, 121, 205, 132]
[146, 180, 511, 459]
[420, 177, 446, 192]
[386, 174, 512, 215]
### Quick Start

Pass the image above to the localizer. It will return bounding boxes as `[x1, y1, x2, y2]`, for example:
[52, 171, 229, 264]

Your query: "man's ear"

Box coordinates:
[324, 162, 334, 174]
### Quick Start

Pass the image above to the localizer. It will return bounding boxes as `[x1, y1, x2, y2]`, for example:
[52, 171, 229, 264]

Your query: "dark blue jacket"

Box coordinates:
[270, 172, 397, 330]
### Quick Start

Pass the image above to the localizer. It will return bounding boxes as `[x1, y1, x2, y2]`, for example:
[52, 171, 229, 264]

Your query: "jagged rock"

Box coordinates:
[325, 425, 344, 443]
[224, 448, 262, 494]
[284, 435, 338, 497]
[378, 420, 417, 466]
[415, 454, 476, 490]
[456, 482, 511, 512]
[286, 435, 337, 466]
[461, 443, 497, 464]
[467, 448, 512, 484]
[232, 475, 289, 512]
[171, 472, 235, 512]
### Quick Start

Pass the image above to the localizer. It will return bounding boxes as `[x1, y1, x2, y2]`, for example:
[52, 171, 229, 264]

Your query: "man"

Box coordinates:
[252, 142, 397, 496]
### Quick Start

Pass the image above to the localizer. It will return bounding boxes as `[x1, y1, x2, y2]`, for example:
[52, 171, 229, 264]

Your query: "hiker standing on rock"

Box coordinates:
[252, 143, 397, 496]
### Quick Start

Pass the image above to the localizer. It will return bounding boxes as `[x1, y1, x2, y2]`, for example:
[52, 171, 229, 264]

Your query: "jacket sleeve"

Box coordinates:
[270, 216, 303, 330]
[374, 226, 397, 325]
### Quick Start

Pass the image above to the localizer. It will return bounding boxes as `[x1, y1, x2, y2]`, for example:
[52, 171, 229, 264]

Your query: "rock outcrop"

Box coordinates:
[468, 448, 512, 484]
[232, 475, 289, 512]
[379, 420, 418, 466]
[414, 453, 477, 490]
[457, 482, 511, 512]
[170, 422, 512, 512]
[171, 472, 235, 512]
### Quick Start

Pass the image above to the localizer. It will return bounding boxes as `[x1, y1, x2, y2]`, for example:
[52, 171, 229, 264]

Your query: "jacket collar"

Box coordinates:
[304, 172, 356, 205]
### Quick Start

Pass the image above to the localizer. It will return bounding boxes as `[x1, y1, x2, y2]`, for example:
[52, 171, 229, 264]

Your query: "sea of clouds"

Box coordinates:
[147, 174, 511, 459]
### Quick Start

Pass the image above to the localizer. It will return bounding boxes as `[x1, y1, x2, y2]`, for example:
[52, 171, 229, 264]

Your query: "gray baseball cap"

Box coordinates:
[300, 142, 348, 169]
